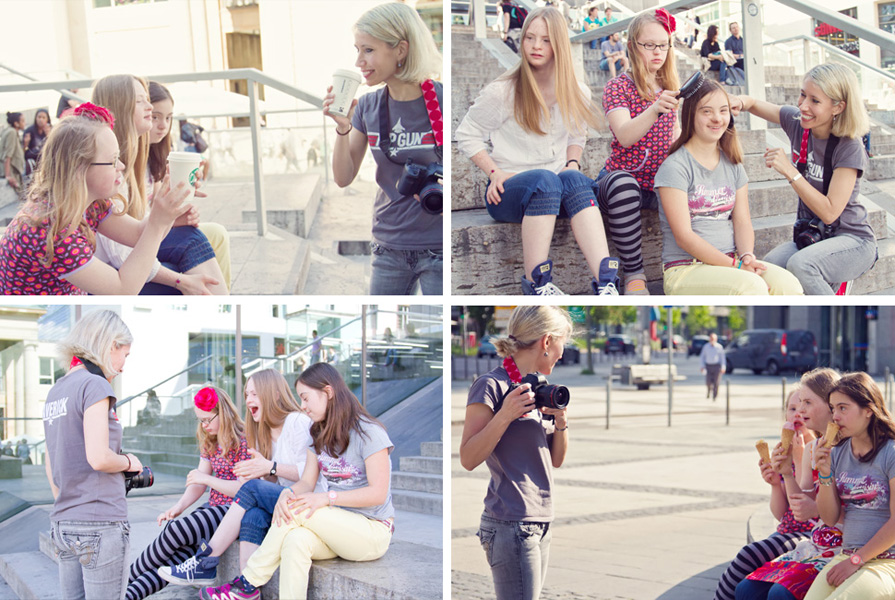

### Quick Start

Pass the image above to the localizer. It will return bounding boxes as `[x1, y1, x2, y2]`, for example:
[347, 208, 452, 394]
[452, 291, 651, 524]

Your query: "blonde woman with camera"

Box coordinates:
[323, 1, 443, 295]
[459, 306, 571, 600]
[43, 310, 142, 599]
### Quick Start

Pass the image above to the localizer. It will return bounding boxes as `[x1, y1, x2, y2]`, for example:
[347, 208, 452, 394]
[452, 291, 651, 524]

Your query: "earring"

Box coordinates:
[397, 61, 403, 68]
[544, 351, 548, 357]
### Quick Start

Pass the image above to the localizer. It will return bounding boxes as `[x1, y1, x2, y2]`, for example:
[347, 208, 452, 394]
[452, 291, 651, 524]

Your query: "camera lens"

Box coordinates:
[420, 184, 442, 215]
[547, 385, 570, 410]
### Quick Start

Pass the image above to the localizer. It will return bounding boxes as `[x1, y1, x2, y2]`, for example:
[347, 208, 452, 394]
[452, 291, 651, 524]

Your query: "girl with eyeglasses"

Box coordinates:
[593, 8, 681, 295]
[0, 105, 190, 294]
[160, 369, 321, 588]
[126, 386, 250, 600]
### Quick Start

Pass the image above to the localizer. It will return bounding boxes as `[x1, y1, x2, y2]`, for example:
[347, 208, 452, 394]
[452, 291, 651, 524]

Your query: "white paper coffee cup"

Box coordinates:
[167, 152, 203, 201]
[330, 69, 362, 117]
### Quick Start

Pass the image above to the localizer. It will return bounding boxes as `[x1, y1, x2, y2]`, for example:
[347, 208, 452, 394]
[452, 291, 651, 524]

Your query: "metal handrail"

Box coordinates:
[774, 0, 895, 53]
[0, 67, 328, 237]
[117, 355, 215, 408]
[764, 35, 895, 84]
[570, 0, 716, 44]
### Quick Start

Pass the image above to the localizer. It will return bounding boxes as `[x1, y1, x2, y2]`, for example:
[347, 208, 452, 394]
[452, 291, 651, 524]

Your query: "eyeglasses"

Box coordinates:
[199, 413, 219, 426]
[636, 41, 670, 53]
[91, 156, 120, 167]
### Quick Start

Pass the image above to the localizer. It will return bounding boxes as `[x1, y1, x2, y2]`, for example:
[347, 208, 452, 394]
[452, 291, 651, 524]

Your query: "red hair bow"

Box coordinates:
[72, 102, 115, 130]
[194, 387, 219, 412]
[655, 8, 676, 35]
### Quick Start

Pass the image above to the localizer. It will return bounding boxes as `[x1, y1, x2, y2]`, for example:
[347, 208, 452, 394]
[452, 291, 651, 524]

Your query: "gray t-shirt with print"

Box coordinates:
[654, 147, 748, 264]
[779, 105, 874, 241]
[352, 83, 442, 251]
[832, 438, 895, 553]
[42, 368, 126, 522]
[317, 418, 394, 521]
[467, 366, 556, 522]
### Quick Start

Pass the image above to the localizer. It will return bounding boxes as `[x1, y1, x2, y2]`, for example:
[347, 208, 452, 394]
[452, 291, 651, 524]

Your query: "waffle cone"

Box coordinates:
[781, 428, 795, 452]
[755, 440, 771, 464]
[824, 423, 840, 448]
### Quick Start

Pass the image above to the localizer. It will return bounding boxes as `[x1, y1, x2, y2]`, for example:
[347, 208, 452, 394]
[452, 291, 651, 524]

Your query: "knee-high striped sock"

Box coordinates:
[713, 532, 804, 600]
[596, 171, 645, 275]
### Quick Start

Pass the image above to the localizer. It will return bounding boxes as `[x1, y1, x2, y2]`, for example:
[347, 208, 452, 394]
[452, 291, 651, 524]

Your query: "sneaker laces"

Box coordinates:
[174, 556, 200, 583]
[597, 281, 619, 295]
[534, 281, 566, 296]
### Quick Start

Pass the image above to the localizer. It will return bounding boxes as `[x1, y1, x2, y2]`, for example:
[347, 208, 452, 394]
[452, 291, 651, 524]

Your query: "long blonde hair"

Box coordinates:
[802, 63, 869, 139]
[245, 369, 302, 460]
[501, 7, 601, 136]
[627, 12, 680, 102]
[354, 2, 442, 83]
[92, 75, 150, 218]
[23, 113, 124, 267]
[195, 387, 246, 458]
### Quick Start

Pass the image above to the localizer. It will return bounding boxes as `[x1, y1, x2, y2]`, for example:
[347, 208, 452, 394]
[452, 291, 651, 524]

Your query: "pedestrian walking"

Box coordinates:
[700, 333, 725, 400]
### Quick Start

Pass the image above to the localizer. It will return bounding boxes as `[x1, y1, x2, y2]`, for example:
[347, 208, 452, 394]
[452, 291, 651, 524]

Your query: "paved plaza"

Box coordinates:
[450, 352, 812, 599]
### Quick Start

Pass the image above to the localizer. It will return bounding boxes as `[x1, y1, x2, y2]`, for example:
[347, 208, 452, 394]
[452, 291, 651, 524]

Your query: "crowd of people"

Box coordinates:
[0, 0, 441, 296]
[42, 310, 396, 600]
[463, 5, 874, 295]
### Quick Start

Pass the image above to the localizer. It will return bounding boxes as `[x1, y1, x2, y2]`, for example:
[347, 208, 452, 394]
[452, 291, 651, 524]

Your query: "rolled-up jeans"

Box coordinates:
[763, 233, 877, 295]
[477, 513, 552, 600]
[51, 520, 130, 600]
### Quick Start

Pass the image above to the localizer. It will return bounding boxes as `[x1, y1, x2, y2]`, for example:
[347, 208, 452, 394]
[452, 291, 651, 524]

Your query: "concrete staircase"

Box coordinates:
[391, 434, 443, 517]
[122, 411, 200, 479]
[451, 25, 895, 294]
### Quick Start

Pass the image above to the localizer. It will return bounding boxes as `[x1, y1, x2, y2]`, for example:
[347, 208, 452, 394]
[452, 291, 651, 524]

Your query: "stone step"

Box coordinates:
[126, 432, 197, 452]
[0, 550, 64, 600]
[855, 236, 895, 294]
[398, 456, 441, 475]
[391, 489, 443, 516]
[150, 461, 193, 478]
[420, 441, 442, 457]
[229, 223, 311, 294]
[241, 173, 323, 239]
[392, 471, 442, 494]
[869, 155, 895, 181]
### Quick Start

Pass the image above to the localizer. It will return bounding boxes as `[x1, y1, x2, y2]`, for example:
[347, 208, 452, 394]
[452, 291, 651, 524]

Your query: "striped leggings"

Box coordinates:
[125, 504, 228, 600]
[714, 531, 808, 600]
[595, 170, 653, 276]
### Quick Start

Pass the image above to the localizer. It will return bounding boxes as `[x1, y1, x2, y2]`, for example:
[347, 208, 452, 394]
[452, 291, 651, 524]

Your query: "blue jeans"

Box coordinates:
[486, 169, 599, 223]
[763, 233, 877, 295]
[140, 226, 216, 295]
[370, 243, 442, 295]
[52, 520, 130, 600]
[477, 514, 551, 600]
[735, 579, 797, 600]
[234, 479, 286, 545]
[600, 58, 624, 72]
[708, 58, 729, 84]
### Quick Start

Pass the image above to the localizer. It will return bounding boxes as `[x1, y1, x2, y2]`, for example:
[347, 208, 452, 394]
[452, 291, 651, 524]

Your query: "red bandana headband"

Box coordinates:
[655, 8, 676, 35]
[194, 387, 220, 412]
[72, 102, 115, 130]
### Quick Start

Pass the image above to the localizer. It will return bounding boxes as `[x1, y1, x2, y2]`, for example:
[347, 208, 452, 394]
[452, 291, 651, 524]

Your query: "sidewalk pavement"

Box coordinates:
[451, 366, 800, 600]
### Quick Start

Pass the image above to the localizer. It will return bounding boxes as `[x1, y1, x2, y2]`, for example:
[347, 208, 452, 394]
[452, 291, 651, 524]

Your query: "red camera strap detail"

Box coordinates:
[503, 356, 522, 383]
[793, 128, 809, 168]
[422, 79, 443, 147]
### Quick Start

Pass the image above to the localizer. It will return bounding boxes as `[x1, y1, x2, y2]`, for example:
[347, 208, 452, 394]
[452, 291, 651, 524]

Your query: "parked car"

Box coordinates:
[688, 335, 710, 357]
[661, 334, 684, 350]
[724, 329, 818, 375]
[605, 335, 636, 355]
[557, 342, 581, 365]
[477, 335, 497, 358]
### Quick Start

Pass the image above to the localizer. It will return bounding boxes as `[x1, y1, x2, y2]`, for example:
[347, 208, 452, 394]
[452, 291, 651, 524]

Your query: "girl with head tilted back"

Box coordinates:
[654, 76, 803, 295]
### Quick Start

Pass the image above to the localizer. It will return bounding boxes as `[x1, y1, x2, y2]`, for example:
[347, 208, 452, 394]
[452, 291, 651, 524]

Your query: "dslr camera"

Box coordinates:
[396, 160, 442, 215]
[507, 374, 570, 412]
[124, 466, 154, 495]
[793, 217, 836, 250]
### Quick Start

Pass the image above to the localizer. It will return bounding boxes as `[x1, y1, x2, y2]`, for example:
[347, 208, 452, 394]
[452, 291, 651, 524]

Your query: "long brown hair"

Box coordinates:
[195, 386, 245, 458]
[829, 372, 895, 463]
[626, 12, 680, 102]
[245, 369, 301, 460]
[147, 81, 174, 183]
[297, 363, 384, 458]
[667, 79, 743, 164]
[92, 75, 150, 218]
[500, 7, 601, 136]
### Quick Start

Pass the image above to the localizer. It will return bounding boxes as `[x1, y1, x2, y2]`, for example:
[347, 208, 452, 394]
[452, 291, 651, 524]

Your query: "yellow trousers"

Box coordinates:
[804, 553, 895, 600]
[197, 222, 231, 291]
[663, 260, 804, 295]
[242, 506, 392, 599]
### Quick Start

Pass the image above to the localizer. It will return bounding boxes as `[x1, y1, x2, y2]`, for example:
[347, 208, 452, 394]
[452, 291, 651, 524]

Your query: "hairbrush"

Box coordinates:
[679, 71, 706, 99]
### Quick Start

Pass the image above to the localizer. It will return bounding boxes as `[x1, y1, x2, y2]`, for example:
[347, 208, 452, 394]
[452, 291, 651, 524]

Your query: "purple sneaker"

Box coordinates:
[200, 576, 261, 600]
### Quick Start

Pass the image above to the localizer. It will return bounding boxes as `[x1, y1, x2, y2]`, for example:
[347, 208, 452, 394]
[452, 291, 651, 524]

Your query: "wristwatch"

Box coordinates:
[850, 554, 864, 566]
[269, 461, 277, 477]
[328, 490, 338, 506]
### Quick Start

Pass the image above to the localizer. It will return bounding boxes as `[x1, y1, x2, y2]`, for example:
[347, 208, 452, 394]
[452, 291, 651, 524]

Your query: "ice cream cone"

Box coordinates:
[755, 440, 771, 464]
[781, 426, 795, 453]
[824, 422, 840, 448]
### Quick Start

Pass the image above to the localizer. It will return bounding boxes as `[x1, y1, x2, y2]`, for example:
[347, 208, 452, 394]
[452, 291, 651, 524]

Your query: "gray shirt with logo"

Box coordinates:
[43, 368, 126, 522]
[832, 438, 895, 553]
[655, 147, 748, 264]
[317, 418, 394, 521]
[779, 105, 873, 242]
[352, 82, 442, 250]
[467, 366, 556, 522]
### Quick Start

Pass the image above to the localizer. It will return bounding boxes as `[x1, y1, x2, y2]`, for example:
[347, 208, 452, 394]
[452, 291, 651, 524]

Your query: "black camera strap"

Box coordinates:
[795, 128, 841, 228]
[378, 79, 443, 167]
[76, 356, 106, 378]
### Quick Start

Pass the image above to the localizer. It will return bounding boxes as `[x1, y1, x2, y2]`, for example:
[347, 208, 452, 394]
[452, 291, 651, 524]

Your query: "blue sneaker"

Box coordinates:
[591, 257, 621, 295]
[157, 539, 218, 586]
[521, 259, 565, 295]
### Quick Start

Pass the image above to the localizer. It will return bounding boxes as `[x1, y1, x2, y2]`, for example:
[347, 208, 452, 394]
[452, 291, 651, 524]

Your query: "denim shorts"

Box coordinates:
[234, 479, 286, 545]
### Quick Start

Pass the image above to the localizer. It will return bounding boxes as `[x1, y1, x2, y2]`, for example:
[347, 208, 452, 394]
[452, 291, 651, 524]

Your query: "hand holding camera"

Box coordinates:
[499, 383, 536, 422]
[397, 160, 442, 215]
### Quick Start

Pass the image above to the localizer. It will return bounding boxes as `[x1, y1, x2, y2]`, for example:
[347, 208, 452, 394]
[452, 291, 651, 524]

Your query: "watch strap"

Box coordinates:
[269, 461, 277, 477]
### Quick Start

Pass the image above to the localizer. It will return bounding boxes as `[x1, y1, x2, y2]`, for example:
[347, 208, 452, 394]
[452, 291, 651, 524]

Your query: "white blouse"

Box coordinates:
[455, 78, 590, 175]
